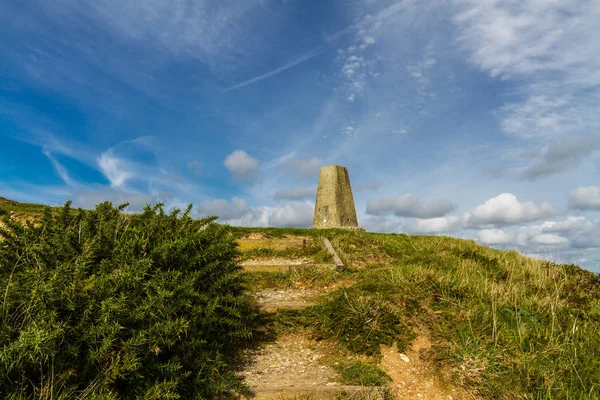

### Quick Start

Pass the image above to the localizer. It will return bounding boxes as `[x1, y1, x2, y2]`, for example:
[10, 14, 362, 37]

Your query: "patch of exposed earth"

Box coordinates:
[254, 288, 320, 311]
[241, 258, 312, 267]
[381, 331, 476, 400]
[240, 333, 381, 399]
[238, 234, 314, 252]
[240, 333, 338, 388]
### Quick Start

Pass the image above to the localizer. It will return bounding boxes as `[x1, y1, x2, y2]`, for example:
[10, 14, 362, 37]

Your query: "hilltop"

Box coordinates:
[1, 198, 600, 399]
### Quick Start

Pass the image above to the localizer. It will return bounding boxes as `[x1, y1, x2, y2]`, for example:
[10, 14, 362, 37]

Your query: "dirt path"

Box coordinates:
[254, 288, 319, 311]
[380, 332, 474, 400]
[240, 333, 338, 389]
[238, 233, 471, 400]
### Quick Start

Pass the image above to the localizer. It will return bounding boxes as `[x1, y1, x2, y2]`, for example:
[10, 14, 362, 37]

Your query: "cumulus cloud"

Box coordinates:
[569, 186, 600, 211]
[274, 186, 316, 201]
[542, 216, 592, 234]
[403, 216, 463, 234]
[366, 194, 457, 219]
[196, 197, 313, 228]
[478, 226, 569, 248]
[264, 202, 314, 228]
[467, 193, 555, 227]
[521, 137, 600, 180]
[224, 150, 260, 181]
[529, 234, 569, 246]
[197, 197, 251, 220]
[478, 229, 513, 245]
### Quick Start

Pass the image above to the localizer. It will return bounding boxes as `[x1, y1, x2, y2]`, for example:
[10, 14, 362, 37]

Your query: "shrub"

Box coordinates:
[0, 201, 257, 399]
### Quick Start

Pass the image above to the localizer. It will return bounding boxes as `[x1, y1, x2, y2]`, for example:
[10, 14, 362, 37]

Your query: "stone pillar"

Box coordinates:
[312, 165, 359, 229]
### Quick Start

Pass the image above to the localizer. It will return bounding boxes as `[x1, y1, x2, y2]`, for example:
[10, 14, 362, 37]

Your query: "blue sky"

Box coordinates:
[1, 0, 600, 271]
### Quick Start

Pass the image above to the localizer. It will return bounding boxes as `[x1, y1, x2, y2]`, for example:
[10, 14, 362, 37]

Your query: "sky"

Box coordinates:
[1, 0, 599, 271]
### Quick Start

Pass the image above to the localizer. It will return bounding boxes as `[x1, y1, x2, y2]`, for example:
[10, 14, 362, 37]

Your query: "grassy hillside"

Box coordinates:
[0, 196, 55, 217]
[2, 198, 599, 398]
[231, 228, 600, 399]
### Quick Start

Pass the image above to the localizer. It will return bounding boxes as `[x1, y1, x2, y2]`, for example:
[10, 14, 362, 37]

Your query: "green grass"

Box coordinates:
[0, 196, 54, 216]
[238, 239, 334, 264]
[338, 360, 392, 386]
[245, 229, 600, 399]
[244, 266, 341, 291]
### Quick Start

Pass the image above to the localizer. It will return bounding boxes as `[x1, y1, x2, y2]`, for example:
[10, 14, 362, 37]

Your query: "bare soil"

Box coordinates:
[380, 331, 475, 400]
[254, 288, 320, 311]
[239, 333, 342, 398]
[238, 235, 314, 252]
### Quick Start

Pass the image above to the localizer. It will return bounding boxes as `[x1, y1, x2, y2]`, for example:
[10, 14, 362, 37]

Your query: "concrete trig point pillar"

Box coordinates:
[312, 165, 359, 229]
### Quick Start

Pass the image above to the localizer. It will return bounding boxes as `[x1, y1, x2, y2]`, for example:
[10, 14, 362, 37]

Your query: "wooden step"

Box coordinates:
[249, 385, 387, 399]
[254, 288, 318, 312]
[242, 263, 335, 273]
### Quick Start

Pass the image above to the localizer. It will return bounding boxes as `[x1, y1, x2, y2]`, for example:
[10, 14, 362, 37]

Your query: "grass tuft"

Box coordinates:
[338, 360, 392, 386]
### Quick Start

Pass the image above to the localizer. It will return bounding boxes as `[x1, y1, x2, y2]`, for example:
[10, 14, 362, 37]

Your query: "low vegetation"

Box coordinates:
[0, 202, 259, 399]
[0, 196, 53, 217]
[338, 360, 392, 386]
[240, 228, 600, 399]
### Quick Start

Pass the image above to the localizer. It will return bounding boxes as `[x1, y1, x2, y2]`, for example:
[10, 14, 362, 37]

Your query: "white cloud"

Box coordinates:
[197, 197, 251, 220]
[569, 186, 600, 211]
[366, 194, 457, 218]
[542, 216, 592, 234]
[274, 186, 316, 201]
[43, 150, 77, 186]
[224, 150, 260, 181]
[529, 233, 568, 246]
[403, 216, 463, 234]
[196, 197, 313, 228]
[478, 216, 588, 248]
[479, 229, 512, 245]
[454, 0, 600, 139]
[264, 202, 314, 228]
[44, 0, 271, 68]
[98, 151, 133, 188]
[467, 193, 555, 227]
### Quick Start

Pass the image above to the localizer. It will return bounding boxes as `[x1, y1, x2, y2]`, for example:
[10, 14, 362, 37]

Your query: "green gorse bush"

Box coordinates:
[0, 201, 257, 399]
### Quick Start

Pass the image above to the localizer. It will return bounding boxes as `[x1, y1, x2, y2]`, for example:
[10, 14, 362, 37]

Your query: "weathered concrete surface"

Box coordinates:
[323, 238, 344, 269]
[312, 165, 359, 229]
